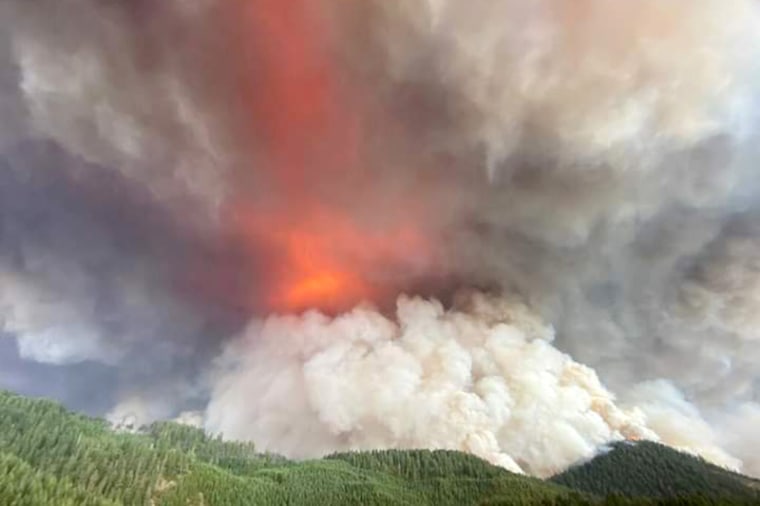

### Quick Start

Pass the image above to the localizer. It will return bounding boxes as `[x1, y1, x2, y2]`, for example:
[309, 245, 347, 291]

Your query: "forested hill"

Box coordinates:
[1, 390, 758, 505]
[550, 440, 760, 500]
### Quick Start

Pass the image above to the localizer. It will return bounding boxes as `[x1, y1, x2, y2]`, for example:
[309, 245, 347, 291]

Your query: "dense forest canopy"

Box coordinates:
[0, 391, 758, 505]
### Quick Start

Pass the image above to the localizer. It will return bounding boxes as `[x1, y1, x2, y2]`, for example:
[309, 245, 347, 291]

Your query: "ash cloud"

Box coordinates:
[0, 136, 240, 415]
[1, 0, 760, 478]
[0, 0, 257, 414]
[364, 0, 760, 408]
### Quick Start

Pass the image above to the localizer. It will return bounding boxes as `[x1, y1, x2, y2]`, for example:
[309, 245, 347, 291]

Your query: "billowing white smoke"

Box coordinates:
[2, 0, 760, 480]
[717, 402, 760, 478]
[623, 380, 741, 471]
[204, 292, 738, 477]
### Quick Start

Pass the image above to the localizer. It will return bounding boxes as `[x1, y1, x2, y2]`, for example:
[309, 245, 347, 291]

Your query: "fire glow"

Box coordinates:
[234, 0, 430, 313]
[238, 207, 429, 312]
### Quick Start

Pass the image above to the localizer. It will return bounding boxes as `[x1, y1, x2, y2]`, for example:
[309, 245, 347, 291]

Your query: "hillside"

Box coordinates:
[0, 390, 577, 505]
[0, 390, 757, 505]
[550, 440, 760, 501]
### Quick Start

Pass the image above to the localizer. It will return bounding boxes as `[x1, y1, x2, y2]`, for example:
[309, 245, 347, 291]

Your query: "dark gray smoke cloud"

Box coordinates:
[0, 336, 117, 415]
[1, 0, 760, 476]
[0, 135, 244, 415]
[0, 1, 250, 414]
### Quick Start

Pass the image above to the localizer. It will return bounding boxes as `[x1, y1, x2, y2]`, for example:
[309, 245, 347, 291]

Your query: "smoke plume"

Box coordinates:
[1, 0, 760, 477]
[206, 292, 740, 477]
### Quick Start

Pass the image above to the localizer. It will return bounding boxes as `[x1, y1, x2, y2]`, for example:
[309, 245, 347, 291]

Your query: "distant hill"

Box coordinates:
[550, 440, 760, 502]
[1, 390, 758, 505]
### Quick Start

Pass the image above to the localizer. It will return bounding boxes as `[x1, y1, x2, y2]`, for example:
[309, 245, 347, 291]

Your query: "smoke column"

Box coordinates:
[1, 0, 760, 477]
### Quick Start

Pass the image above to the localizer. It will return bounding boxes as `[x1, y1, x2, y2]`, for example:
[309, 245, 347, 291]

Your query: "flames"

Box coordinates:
[230, 0, 430, 313]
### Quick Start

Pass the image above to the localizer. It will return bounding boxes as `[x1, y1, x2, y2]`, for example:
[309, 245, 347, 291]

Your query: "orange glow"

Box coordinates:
[228, 1, 431, 313]
[236, 205, 430, 313]
[264, 214, 370, 311]
[284, 271, 356, 309]
[240, 0, 360, 187]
